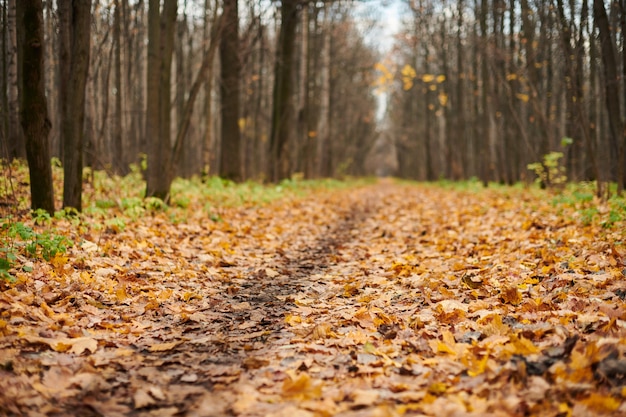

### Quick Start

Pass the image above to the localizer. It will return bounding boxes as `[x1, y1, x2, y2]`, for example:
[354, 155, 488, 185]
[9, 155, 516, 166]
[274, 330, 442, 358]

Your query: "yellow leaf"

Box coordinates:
[506, 73, 517, 81]
[401, 64, 416, 78]
[238, 117, 247, 131]
[436, 74, 446, 83]
[311, 323, 336, 339]
[68, 337, 98, 355]
[480, 314, 511, 336]
[581, 393, 621, 413]
[466, 350, 490, 376]
[438, 92, 448, 107]
[116, 284, 128, 302]
[508, 334, 539, 355]
[182, 291, 201, 302]
[148, 341, 181, 352]
[282, 371, 323, 400]
[516, 93, 530, 103]
[307, 130, 317, 138]
[402, 64, 417, 91]
[430, 330, 459, 355]
[285, 314, 302, 326]
[501, 285, 522, 305]
[422, 74, 435, 83]
[427, 382, 448, 394]
[157, 289, 173, 302]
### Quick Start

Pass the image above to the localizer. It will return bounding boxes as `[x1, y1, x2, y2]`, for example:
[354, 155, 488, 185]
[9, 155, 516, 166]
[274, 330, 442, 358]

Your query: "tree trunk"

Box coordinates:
[316, 3, 330, 178]
[269, 0, 298, 182]
[113, 0, 124, 174]
[594, 0, 624, 194]
[59, 0, 91, 211]
[6, 0, 22, 159]
[297, 2, 308, 176]
[145, 0, 176, 201]
[17, 0, 54, 213]
[219, 0, 241, 181]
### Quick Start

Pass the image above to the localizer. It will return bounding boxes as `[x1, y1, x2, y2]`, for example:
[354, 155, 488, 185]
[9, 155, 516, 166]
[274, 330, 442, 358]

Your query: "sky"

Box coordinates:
[353, 0, 406, 54]
[351, 0, 407, 122]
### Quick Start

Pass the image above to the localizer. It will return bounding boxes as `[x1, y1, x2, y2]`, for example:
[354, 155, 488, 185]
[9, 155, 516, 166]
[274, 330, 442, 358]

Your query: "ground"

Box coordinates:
[1, 180, 626, 416]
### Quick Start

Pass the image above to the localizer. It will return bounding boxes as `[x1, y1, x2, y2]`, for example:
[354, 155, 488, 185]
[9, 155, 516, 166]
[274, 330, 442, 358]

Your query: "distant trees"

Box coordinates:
[2, 0, 382, 207]
[6, 0, 626, 206]
[388, 0, 626, 196]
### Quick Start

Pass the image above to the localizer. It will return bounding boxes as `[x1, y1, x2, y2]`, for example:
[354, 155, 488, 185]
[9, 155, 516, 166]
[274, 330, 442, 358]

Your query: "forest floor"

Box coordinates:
[1, 174, 626, 416]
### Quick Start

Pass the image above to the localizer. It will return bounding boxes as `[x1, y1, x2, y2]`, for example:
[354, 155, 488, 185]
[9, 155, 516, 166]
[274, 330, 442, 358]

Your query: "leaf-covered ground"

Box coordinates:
[2, 178, 626, 416]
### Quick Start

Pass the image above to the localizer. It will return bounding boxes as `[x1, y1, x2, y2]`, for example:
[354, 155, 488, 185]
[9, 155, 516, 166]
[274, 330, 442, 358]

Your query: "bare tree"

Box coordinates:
[145, 0, 176, 201]
[17, 0, 54, 213]
[59, 0, 91, 211]
[219, 0, 241, 181]
[268, 0, 298, 182]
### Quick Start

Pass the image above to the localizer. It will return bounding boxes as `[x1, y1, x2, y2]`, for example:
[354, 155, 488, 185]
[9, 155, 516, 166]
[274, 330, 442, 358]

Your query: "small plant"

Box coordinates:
[527, 152, 567, 189]
[32, 208, 52, 225]
[0, 217, 73, 281]
[527, 138, 572, 189]
[144, 196, 167, 212]
[579, 207, 598, 226]
[105, 217, 126, 233]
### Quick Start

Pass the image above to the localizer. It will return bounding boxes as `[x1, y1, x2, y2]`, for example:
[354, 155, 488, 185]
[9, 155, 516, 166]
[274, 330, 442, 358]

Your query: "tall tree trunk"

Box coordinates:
[297, 2, 308, 176]
[219, 0, 241, 181]
[175, 9, 186, 176]
[269, 0, 298, 182]
[594, 0, 624, 194]
[17, 0, 54, 213]
[6, 0, 22, 159]
[113, 0, 123, 174]
[316, 3, 330, 178]
[145, 0, 176, 201]
[201, 0, 216, 176]
[60, 0, 91, 211]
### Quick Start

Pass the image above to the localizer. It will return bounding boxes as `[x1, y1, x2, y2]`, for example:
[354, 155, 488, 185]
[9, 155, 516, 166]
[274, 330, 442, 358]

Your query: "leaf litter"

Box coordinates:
[1, 181, 626, 416]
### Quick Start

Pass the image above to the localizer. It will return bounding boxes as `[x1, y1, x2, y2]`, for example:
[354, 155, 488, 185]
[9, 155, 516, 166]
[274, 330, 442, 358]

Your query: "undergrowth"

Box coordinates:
[0, 160, 372, 280]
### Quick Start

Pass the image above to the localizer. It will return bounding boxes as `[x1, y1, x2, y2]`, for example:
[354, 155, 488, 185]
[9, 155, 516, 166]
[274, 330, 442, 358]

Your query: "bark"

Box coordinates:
[145, 0, 177, 201]
[17, 0, 54, 213]
[113, 0, 123, 173]
[297, 2, 308, 176]
[316, 3, 330, 178]
[59, 0, 91, 211]
[594, 0, 624, 193]
[219, 0, 242, 181]
[175, 9, 186, 175]
[7, 0, 22, 159]
[269, 0, 298, 182]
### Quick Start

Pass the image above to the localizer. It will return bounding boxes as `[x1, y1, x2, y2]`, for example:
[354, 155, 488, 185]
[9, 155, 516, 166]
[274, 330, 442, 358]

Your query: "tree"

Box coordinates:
[219, 0, 241, 181]
[594, 0, 624, 194]
[145, 0, 176, 201]
[17, 0, 54, 213]
[6, 0, 22, 159]
[59, 0, 92, 211]
[268, 0, 299, 182]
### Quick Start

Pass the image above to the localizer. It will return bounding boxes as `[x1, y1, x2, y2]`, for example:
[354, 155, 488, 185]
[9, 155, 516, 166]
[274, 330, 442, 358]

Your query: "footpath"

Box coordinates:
[1, 182, 625, 416]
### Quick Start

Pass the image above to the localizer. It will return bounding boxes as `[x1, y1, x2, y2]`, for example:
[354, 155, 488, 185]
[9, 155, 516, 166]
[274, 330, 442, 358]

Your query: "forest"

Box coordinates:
[2, 1, 626, 415]
[1, 0, 626, 212]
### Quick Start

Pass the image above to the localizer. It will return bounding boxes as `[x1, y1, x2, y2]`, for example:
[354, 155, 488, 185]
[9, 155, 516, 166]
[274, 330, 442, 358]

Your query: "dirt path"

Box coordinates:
[2, 182, 626, 416]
